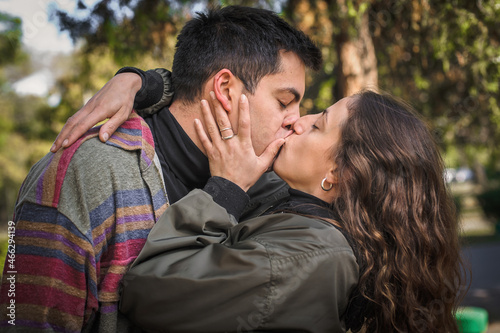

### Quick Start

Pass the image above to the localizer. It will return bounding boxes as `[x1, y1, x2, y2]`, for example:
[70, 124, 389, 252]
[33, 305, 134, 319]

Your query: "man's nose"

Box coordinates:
[282, 107, 300, 130]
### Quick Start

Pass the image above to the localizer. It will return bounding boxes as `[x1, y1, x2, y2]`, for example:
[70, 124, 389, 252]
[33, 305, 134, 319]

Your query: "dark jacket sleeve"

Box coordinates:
[115, 67, 174, 115]
[120, 189, 270, 332]
[203, 176, 249, 220]
[119, 190, 358, 333]
[242, 171, 290, 220]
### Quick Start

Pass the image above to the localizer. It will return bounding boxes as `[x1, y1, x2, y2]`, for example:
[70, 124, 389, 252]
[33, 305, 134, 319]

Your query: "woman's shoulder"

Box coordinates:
[234, 213, 355, 258]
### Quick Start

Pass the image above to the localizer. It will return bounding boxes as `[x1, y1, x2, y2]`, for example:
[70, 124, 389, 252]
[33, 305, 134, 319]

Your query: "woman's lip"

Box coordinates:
[277, 143, 284, 155]
[268, 141, 285, 171]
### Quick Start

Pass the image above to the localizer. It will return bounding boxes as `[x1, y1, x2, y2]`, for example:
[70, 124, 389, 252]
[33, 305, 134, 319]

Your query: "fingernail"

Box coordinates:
[62, 139, 68, 147]
[209, 91, 215, 99]
[50, 144, 56, 152]
[240, 94, 247, 102]
[103, 133, 109, 141]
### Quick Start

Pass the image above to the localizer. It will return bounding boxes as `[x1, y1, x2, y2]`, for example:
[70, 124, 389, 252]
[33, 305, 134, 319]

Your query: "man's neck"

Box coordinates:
[169, 100, 206, 155]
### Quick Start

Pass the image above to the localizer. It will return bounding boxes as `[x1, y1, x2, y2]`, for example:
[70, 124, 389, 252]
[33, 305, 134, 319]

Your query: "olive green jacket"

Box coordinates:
[120, 189, 358, 333]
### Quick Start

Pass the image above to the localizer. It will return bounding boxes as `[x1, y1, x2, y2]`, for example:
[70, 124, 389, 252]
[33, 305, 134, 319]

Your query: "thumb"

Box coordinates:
[258, 138, 285, 169]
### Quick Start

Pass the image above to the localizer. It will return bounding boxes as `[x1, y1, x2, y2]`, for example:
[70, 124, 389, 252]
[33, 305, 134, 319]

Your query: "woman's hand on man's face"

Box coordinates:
[194, 92, 285, 192]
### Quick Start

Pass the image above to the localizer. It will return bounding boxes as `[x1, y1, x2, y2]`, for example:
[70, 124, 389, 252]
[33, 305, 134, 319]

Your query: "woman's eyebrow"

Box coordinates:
[323, 109, 329, 124]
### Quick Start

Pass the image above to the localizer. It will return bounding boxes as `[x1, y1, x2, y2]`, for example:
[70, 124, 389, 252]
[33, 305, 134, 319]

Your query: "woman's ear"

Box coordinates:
[324, 165, 338, 186]
[212, 69, 236, 113]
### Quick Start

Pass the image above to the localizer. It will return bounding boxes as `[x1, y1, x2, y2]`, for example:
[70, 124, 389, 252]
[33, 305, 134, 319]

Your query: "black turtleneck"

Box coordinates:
[143, 106, 211, 204]
[271, 188, 339, 220]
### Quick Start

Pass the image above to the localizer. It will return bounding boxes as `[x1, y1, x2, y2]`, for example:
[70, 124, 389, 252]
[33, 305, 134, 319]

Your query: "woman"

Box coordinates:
[119, 90, 465, 332]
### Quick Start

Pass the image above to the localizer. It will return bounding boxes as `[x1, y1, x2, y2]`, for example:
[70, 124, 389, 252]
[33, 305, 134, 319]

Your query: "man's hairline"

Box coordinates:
[174, 49, 307, 104]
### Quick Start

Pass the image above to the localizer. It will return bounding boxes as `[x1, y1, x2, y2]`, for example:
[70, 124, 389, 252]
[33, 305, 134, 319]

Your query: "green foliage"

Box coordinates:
[0, 12, 57, 223]
[50, 0, 500, 171]
[1, 0, 498, 226]
[0, 90, 55, 222]
[453, 195, 463, 217]
[54, 0, 186, 65]
[369, 0, 500, 169]
[0, 12, 26, 66]
[477, 187, 500, 222]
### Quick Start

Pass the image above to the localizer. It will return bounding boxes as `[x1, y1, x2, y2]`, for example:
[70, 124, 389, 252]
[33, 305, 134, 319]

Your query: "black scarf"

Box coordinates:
[143, 106, 210, 204]
[271, 188, 338, 220]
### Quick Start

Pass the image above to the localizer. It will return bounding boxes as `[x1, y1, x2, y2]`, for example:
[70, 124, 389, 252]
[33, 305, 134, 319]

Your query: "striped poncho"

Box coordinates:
[0, 113, 168, 332]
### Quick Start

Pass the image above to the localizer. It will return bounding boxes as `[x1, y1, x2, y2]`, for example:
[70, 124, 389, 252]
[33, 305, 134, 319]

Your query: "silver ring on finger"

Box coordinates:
[219, 127, 232, 133]
[221, 133, 235, 140]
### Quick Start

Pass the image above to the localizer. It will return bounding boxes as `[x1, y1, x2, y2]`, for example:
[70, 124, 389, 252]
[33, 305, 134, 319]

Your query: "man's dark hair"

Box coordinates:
[171, 6, 322, 102]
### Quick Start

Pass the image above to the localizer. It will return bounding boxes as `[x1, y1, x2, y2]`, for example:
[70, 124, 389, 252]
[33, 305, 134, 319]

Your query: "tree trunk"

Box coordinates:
[337, 12, 378, 97]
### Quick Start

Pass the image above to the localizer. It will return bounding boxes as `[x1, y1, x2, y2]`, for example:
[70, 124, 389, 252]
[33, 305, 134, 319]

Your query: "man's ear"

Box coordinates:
[212, 69, 239, 113]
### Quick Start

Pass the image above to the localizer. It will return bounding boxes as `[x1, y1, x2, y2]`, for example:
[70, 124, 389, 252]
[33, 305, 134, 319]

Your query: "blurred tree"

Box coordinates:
[283, 0, 500, 177]
[51, 0, 190, 126]
[55, 0, 181, 64]
[52, 0, 379, 114]
[0, 12, 57, 222]
[366, 0, 499, 181]
[0, 12, 25, 222]
[282, 0, 378, 112]
[0, 12, 24, 67]
[52, 0, 500, 176]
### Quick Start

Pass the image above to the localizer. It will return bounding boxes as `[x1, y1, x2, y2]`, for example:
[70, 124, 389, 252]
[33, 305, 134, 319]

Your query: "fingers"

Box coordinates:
[194, 100, 214, 152]
[194, 118, 212, 153]
[258, 138, 285, 169]
[99, 105, 131, 142]
[51, 119, 74, 152]
[237, 94, 250, 140]
[50, 104, 126, 152]
[208, 91, 234, 137]
[200, 99, 223, 144]
[50, 110, 93, 152]
[51, 73, 140, 152]
[50, 103, 108, 152]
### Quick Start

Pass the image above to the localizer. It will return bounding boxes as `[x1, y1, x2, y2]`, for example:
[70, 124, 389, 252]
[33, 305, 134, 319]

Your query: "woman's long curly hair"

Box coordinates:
[333, 91, 466, 332]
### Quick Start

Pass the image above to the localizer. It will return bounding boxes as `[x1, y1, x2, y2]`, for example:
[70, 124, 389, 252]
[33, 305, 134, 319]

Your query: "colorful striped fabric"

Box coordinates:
[0, 113, 168, 332]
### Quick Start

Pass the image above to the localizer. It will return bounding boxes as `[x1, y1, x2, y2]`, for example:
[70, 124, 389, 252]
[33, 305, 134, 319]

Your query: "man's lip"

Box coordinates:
[283, 129, 294, 139]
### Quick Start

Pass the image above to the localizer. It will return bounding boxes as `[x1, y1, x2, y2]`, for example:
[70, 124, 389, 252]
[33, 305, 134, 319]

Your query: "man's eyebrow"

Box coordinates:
[278, 87, 301, 102]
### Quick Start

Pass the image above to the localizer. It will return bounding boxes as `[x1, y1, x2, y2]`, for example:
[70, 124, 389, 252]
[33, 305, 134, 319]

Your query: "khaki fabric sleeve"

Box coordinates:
[120, 189, 359, 333]
[120, 190, 272, 332]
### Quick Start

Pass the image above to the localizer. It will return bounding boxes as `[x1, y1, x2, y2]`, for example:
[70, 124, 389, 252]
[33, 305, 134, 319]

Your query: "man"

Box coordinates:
[0, 6, 321, 332]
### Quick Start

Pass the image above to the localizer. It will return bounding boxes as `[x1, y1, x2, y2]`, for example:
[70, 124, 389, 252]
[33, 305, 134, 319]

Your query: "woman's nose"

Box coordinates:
[292, 114, 315, 135]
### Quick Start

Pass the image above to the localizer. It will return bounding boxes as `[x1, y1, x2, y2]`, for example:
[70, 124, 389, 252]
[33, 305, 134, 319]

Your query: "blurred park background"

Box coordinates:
[0, 0, 499, 330]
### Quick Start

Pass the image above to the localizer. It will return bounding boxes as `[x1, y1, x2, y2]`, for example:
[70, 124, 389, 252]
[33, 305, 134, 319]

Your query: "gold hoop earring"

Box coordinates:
[321, 178, 333, 191]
